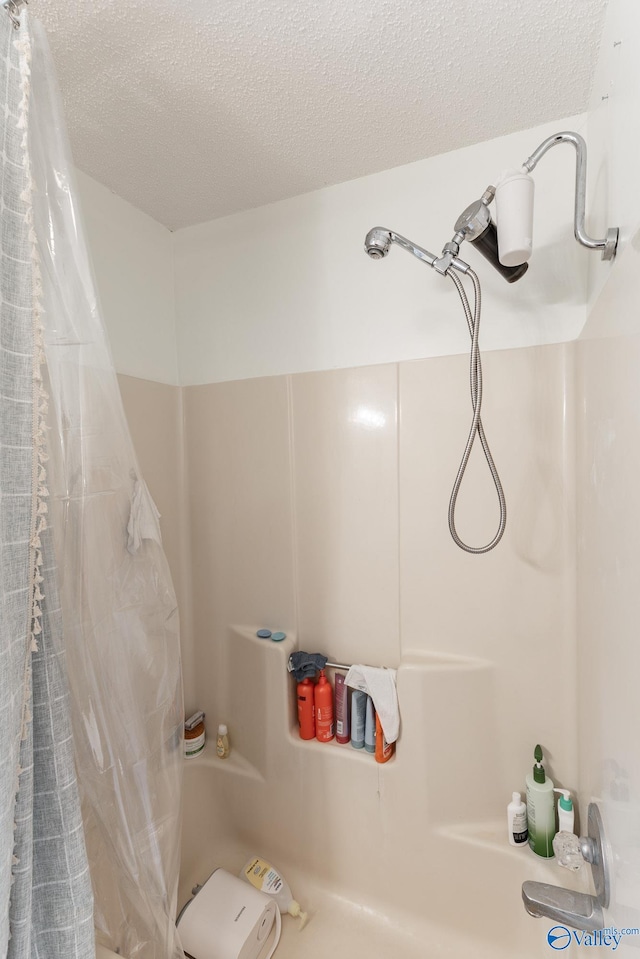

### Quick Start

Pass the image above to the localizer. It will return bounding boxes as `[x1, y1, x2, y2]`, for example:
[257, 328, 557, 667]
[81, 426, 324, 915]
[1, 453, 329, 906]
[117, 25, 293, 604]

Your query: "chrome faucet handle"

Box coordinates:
[580, 836, 596, 864]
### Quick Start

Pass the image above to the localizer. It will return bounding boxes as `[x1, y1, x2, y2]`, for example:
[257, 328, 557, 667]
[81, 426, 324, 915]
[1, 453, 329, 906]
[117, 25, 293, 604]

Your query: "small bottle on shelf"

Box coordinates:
[507, 791, 528, 847]
[184, 711, 206, 759]
[216, 723, 230, 758]
[364, 696, 376, 754]
[335, 673, 350, 744]
[297, 678, 316, 740]
[314, 669, 335, 742]
[374, 712, 394, 763]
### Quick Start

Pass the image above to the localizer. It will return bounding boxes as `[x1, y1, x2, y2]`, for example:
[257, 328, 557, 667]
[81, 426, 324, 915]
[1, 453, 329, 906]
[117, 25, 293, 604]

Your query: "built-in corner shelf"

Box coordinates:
[437, 819, 532, 855]
[435, 821, 590, 890]
[184, 744, 263, 782]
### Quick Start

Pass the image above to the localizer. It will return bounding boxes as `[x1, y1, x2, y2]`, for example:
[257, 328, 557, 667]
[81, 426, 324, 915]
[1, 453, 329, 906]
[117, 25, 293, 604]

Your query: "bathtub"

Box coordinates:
[178, 627, 591, 958]
[97, 947, 120, 959]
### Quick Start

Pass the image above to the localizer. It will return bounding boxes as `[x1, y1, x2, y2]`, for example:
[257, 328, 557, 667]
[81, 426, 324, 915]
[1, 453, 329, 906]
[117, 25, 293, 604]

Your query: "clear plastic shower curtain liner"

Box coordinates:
[1, 12, 184, 959]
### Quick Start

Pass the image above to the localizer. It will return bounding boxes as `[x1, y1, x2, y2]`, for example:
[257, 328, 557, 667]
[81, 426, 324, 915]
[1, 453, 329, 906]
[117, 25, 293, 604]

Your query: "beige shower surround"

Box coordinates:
[119, 339, 582, 956]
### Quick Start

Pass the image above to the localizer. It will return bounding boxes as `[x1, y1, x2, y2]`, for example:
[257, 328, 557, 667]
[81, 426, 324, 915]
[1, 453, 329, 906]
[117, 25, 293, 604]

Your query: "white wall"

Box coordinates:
[79, 110, 595, 390]
[76, 171, 178, 385]
[586, 0, 640, 311]
[174, 115, 589, 386]
[577, 0, 640, 944]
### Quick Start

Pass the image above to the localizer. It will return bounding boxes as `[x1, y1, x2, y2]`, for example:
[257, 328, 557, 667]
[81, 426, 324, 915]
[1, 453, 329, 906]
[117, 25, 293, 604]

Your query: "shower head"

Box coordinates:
[364, 227, 470, 275]
[364, 228, 392, 259]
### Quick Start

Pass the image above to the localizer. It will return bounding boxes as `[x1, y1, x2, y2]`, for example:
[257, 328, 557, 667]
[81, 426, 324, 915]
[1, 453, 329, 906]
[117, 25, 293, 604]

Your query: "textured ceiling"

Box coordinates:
[29, 0, 608, 230]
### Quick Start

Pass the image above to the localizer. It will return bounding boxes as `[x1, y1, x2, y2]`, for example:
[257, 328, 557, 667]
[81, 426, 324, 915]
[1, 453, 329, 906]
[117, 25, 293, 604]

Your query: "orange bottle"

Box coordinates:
[375, 712, 394, 763]
[314, 670, 335, 742]
[297, 678, 315, 740]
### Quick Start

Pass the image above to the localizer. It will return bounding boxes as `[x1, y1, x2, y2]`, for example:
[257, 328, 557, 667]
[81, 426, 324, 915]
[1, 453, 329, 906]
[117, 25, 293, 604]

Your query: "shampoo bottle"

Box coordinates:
[364, 695, 376, 754]
[526, 744, 555, 857]
[350, 690, 366, 749]
[297, 678, 315, 740]
[335, 673, 350, 744]
[314, 669, 334, 742]
[240, 857, 308, 929]
[507, 791, 528, 847]
[374, 712, 394, 764]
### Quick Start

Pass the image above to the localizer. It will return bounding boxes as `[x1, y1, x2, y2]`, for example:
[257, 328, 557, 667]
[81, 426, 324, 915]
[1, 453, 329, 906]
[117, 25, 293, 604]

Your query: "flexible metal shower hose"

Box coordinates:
[445, 267, 506, 553]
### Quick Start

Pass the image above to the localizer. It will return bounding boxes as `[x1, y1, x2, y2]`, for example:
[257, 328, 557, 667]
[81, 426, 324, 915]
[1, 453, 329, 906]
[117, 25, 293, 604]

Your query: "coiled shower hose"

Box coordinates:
[445, 267, 506, 553]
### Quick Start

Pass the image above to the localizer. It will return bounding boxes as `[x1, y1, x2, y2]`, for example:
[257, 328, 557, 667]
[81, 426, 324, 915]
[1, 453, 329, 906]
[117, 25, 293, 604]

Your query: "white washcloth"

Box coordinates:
[127, 478, 162, 554]
[345, 665, 399, 743]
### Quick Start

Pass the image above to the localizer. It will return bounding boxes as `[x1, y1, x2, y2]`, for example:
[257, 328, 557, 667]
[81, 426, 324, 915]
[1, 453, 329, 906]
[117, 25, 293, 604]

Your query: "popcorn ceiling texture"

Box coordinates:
[31, 0, 608, 230]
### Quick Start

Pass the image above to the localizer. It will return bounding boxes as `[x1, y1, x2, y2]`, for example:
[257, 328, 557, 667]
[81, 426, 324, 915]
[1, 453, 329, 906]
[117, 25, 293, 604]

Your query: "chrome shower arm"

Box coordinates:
[522, 131, 618, 261]
[386, 229, 438, 266]
[364, 227, 470, 274]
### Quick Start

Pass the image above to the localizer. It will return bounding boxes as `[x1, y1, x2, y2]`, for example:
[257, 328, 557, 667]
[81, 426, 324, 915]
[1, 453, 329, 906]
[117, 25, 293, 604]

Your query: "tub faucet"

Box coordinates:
[522, 881, 604, 932]
[522, 803, 610, 932]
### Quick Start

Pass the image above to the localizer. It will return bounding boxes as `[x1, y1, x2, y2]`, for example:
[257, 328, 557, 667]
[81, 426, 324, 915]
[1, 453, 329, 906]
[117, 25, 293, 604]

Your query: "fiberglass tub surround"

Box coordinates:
[172, 341, 585, 958]
[176, 627, 593, 959]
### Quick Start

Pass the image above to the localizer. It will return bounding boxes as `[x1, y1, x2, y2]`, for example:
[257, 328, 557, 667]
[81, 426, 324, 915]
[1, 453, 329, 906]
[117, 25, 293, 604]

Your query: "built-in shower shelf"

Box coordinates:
[436, 821, 590, 888]
[400, 650, 492, 671]
[185, 744, 263, 781]
[437, 819, 528, 854]
[286, 726, 395, 764]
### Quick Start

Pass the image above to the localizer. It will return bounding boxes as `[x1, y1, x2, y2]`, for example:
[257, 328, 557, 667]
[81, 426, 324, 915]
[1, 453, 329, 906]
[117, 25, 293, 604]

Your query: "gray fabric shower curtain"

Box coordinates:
[0, 13, 95, 958]
[0, 11, 184, 959]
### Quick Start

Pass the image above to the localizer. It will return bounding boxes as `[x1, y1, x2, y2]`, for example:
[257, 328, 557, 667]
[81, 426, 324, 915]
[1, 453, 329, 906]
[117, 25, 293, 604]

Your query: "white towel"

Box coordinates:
[127, 478, 162, 554]
[345, 665, 399, 743]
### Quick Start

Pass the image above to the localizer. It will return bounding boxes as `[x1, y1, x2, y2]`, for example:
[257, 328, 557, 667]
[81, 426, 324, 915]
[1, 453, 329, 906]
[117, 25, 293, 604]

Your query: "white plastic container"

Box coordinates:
[177, 868, 280, 959]
[507, 791, 528, 847]
[240, 857, 307, 929]
[555, 788, 575, 833]
[495, 168, 535, 266]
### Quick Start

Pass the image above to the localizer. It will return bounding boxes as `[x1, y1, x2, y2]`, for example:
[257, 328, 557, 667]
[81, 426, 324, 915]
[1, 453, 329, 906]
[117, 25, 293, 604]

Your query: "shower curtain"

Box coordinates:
[0, 11, 184, 959]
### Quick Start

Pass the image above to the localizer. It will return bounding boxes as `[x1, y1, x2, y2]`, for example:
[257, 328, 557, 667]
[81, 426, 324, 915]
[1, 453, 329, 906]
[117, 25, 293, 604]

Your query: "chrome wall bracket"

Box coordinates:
[523, 131, 618, 261]
[522, 803, 612, 932]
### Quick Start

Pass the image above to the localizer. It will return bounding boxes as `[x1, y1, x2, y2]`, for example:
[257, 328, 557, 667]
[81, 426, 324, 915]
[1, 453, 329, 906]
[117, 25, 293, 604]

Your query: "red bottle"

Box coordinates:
[375, 712, 394, 764]
[314, 670, 335, 742]
[297, 678, 315, 740]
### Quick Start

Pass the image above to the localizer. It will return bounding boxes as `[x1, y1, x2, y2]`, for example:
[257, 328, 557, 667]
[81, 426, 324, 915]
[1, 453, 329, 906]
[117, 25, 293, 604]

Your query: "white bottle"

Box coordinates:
[240, 857, 308, 929]
[554, 789, 575, 833]
[507, 791, 528, 847]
